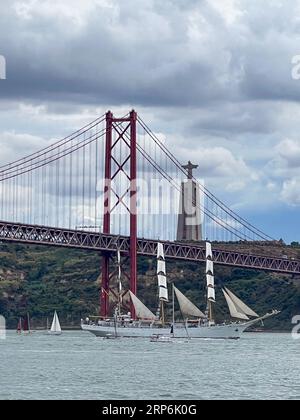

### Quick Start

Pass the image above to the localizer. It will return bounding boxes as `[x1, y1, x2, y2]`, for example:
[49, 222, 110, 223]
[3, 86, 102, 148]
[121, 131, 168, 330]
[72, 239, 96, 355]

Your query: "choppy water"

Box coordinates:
[0, 331, 299, 400]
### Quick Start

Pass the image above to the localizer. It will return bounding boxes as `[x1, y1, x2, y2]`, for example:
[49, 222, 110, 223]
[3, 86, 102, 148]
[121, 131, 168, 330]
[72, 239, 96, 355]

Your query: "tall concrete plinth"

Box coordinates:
[177, 161, 202, 241]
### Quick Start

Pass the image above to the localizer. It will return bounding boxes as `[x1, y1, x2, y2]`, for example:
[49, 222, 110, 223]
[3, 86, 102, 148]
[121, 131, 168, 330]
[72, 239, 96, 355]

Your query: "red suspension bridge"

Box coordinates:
[0, 110, 299, 318]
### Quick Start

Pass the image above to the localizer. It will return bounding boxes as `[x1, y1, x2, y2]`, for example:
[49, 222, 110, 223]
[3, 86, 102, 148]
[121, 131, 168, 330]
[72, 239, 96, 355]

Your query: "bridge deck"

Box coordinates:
[0, 221, 299, 275]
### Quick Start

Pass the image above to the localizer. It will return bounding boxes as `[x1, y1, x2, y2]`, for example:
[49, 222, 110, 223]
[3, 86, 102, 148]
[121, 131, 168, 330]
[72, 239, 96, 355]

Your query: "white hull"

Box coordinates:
[82, 322, 248, 339]
[81, 311, 279, 340]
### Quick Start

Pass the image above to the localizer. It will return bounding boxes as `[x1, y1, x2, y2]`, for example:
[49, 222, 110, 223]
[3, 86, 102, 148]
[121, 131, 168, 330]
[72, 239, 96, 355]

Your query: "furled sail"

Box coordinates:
[206, 260, 214, 275]
[206, 242, 215, 302]
[157, 242, 168, 302]
[158, 274, 167, 288]
[159, 287, 168, 302]
[207, 287, 216, 302]
[174, 286, 205, 318]
[129, 291, 156, 320]
[157, 260, 166, 275]
[50, 311, 62, 333]
[206, 274, 214, 287]
[206, 242, 213, 259]
[157, 242, 165, 260]
[224, 287, 259, 318]
[222, 289, 249, 320]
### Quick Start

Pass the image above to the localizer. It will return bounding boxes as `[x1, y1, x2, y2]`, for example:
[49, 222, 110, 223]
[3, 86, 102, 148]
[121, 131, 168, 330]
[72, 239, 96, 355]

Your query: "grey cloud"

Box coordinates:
[0, 0, 237, 107]
[1, 0, 300, 240]
[1, 0, 300, 111]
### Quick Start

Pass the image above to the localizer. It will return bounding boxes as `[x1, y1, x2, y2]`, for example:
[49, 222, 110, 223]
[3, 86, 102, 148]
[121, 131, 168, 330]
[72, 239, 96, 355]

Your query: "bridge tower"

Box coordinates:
[177, 161, 203, 241]
[101, 110, 137, 319]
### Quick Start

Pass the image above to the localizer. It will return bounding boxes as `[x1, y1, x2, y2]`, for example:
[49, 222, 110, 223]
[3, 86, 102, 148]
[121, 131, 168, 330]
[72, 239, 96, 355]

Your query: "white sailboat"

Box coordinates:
[81, 242, 280, 339]
[48, 311, 62, 335]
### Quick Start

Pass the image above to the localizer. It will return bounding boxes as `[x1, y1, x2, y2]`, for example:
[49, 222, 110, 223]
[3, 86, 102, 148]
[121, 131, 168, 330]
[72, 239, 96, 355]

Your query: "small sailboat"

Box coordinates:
[23, 313, 31, 334]
[48, 311, 62, 335]
[16, 313, 32, 334]
[17, 317, 22, 334]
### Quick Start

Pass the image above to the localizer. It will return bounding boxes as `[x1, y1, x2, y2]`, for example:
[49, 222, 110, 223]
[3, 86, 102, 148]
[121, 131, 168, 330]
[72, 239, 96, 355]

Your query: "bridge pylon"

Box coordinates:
[101, 110, 137, 319]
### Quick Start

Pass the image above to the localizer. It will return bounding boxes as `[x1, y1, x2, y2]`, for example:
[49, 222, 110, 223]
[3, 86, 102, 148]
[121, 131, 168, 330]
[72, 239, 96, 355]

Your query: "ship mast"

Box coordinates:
[206, 242, 216, 325]
[116, 249, 122, 317]
[157, 243, 168, 325]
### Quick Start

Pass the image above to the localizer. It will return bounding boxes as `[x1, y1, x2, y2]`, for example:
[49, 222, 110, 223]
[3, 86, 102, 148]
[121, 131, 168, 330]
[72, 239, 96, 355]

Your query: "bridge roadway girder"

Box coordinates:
[0, 221, 299, 275]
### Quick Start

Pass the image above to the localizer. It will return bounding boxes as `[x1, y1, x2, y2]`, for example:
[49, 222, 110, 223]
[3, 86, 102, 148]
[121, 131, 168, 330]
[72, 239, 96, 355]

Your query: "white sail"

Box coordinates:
[50, 311, 62, 333]
[206, 242, 213, 259]
[157, 242, 168, 302]
[157, 242, 165, 260]
[206, 260, 214, 275]
[206, 274, 214, 287]
[158, 274, 167, 289]
[159, 287, 169, 302]
[157, 260, 166, 275]
[224, 287, 259, 318]
[207, 287, 216, 302]
[129, 291, 156, 320]
[158, 272, 168, 301]
[174, 286, 205, 318]
[206, 242, 216, 305]
[222, 289, 249, 320]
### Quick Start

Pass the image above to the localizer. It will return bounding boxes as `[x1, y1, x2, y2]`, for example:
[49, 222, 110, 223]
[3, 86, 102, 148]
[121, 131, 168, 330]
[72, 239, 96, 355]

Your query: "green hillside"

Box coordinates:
[0, 242, 300, 331]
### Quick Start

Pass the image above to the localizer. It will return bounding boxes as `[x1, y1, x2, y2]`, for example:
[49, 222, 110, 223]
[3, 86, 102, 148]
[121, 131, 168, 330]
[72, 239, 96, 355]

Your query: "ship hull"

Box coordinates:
[81, 310, 279, 340]
[81, 322, 250, 339]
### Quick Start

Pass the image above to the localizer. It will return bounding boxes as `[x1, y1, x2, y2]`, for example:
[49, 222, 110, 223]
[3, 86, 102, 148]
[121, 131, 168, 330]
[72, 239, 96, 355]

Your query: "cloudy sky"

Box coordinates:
[0, 0, 300, 242]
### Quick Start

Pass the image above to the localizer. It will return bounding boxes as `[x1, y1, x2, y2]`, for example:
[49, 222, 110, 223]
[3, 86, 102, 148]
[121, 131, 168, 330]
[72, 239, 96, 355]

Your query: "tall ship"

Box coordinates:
[81, 242, 279, 339]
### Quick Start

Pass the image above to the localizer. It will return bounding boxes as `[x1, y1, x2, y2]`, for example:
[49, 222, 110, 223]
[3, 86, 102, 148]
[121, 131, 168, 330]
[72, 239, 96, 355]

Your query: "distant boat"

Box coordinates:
[17, 317, 22, 334]
[48, 311, 62, 335]
[16, 313, 32, 334]
[23, 313, 30, 334]
[150, 334, 173, 343]
[150, 322, 174, 343]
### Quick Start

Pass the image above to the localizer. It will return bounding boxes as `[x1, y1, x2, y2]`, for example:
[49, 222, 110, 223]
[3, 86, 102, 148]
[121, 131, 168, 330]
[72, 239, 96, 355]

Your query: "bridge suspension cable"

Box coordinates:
[0, 110, 275, 243]
[137, 116, 274, 242]
[0, 114, 106, 173]
[118, 123, 255, 241]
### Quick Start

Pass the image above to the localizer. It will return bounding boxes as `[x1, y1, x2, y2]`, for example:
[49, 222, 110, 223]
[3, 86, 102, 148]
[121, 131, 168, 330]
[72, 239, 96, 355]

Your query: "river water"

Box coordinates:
[0, 331, 299, 400]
